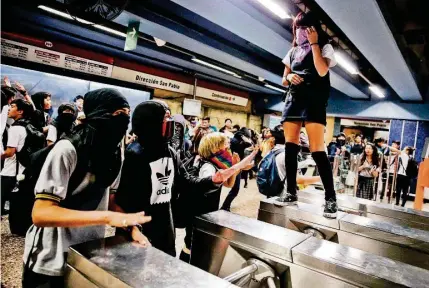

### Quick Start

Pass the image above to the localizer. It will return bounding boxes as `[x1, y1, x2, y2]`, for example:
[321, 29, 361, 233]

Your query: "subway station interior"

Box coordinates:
[1, 1, 429, 287]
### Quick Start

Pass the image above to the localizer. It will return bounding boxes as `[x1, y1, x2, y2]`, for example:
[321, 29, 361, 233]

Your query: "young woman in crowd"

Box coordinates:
[30, 91, 52, 133]
[280, 11, 338, 218]
[261, 129, 275, 158]
[356, 143, 380, 200]
[180, 132, 257, 262]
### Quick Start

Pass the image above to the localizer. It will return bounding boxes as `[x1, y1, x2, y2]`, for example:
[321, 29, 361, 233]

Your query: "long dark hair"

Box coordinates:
[361, 143, 379, 166]
[292, 11, 329, 47]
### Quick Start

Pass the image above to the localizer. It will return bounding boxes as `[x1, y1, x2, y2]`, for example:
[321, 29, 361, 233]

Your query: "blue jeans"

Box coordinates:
[221, 172, 241, 209]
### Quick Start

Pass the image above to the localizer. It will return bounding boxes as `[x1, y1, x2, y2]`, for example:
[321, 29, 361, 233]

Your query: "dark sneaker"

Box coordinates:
[221, 206, 231, 212]
[179, 250, 191, 263]
[274, 193, 297, 206]
[323, 199, 338, 218]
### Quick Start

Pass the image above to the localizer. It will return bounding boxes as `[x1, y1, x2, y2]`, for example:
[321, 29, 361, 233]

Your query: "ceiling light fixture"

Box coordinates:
[192, 58, 240, 77]
[256, 0, 291, 19]
[369, 85, 385, 98]
[334, 52, 358, 75]
[265, 84, 286, 93]
[38, 5, 126, 37]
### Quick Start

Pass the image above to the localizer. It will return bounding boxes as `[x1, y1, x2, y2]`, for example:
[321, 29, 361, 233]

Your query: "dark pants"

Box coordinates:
[380, 174, 394, 200]
[241, 170, 249, 186]
[395, 174, 410, 206]
[221, 172, 241, 210]
[1, 175, 16, 215]
[22, 265, 64, 288]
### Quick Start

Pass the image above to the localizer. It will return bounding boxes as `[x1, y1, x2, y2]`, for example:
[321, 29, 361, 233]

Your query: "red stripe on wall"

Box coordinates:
[2, 31, 249, 99]
[2, 32, 114, 64]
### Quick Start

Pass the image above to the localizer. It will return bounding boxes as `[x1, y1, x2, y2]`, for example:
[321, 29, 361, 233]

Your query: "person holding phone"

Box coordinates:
[356, 143, 380, 199]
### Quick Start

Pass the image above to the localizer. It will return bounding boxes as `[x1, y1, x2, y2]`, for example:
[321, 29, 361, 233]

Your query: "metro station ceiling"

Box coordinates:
[2, 0, 427, 103]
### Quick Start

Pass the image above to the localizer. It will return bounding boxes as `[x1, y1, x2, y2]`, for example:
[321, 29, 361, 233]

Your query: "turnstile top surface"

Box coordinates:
[292, 237, 429, 288]
[300, 187, 429, 224]
[340, 214, 429, 253]
[68, 236, 233, 288]
[196, 210, 310, 262]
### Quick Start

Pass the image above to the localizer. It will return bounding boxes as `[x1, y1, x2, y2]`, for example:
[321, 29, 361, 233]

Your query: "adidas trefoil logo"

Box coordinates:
[155, 161, 172, 195]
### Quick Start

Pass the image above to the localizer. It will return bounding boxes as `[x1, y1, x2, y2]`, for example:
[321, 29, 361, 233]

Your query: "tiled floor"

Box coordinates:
[1, 179, 428, 287]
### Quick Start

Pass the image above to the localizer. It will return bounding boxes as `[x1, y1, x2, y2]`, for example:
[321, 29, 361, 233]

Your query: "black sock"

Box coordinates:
[285, 142, 300, 195]
[312, 151, 336, 201]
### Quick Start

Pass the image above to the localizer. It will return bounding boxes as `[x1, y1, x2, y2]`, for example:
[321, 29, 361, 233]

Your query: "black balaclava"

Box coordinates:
[53, 103, 77, 137]
[132, 100, 168, 151]
[82, 88, 130, 150]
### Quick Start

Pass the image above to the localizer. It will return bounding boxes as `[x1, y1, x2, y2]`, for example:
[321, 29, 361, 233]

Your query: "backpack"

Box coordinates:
[257, 148, 285, 197]
[12, 119, 46, 168]
[401, 156, 419, 179]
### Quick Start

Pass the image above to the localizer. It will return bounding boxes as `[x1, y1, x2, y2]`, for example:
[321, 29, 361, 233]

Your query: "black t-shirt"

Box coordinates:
[115, 142, 218, 256]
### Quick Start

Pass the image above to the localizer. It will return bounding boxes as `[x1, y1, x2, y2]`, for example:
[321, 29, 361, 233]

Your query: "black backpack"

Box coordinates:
[401, 156, 419, 179]
[12, 119, 46, 168]
[257, 148, 285, 197]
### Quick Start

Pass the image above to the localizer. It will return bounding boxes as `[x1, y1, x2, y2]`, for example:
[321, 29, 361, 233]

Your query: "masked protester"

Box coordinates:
[22, 89, 152, 288]
[111, 101, 256, 256]
[46, 103, 77, 146]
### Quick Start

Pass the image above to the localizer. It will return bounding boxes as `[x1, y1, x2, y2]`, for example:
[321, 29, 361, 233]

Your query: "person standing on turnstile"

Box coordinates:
[277, 11, 338, 218]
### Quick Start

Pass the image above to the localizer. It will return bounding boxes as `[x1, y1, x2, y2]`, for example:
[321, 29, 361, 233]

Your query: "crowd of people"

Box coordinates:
[326, 132, 418, 205]
[0, 10, 421, 288]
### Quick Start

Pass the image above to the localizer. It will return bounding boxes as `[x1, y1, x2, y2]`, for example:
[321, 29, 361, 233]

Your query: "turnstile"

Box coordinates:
[258, 199, 429, 270]
[298, 186, 429, 231]
[192, 210, 429, 288]
[65, 235, 234, 288]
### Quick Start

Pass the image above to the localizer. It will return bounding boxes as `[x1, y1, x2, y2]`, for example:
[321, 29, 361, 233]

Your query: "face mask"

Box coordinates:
[57, 113, 75, 132]
[209, 148, 233, 169]
[97, 113, 129, 149]
[296, 27, 308, 46]
[337, 139, 346, 146]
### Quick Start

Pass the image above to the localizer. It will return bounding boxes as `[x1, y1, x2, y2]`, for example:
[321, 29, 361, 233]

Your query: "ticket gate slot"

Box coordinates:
[258, 200, 429, 270]
[65, 235, 234, 288]
[193, 210, 429, 288]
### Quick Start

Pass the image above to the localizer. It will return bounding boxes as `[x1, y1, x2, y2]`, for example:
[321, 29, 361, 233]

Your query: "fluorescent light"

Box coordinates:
[369, 85, 385, 98]
[258, 76, 265, 82]
[265, 84, 286, 93]
[256, 0, 291, 19]
[192, 58, 240, 77]
[334, 52, 358, 74]
[38, 5, 126, 37]
[93, 24, 127, 37]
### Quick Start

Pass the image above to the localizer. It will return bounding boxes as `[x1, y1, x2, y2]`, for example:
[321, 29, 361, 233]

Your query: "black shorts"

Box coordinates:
[281, 86, 328, 126]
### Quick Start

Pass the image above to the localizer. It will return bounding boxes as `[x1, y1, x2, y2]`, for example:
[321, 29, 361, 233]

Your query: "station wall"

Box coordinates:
[389, 120, 429, 162]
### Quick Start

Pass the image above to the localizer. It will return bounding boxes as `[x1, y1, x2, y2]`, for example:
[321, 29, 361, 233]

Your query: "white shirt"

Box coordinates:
[398, 152, 409, 176]
[1, 105, 14, 155]
[0, 125, 27, 176]
[282, 44, 337, 68]
[46, 124, 58, 143]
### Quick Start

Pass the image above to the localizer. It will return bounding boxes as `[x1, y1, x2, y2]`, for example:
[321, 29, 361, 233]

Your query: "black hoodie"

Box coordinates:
[115, 101, 218, 256]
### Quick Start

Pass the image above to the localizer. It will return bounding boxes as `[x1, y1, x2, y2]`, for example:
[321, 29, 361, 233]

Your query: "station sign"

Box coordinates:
[1, 39, 113, 77]
[340, 118, 390, 129]
[111, 66, 248, 106]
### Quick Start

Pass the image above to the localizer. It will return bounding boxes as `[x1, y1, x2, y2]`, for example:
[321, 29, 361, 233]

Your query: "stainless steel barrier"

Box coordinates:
[297, 187, 429, 231]
[258, 199, 429, 269]
[65, 235, 234, 288]
[192, 210, 429, 288]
